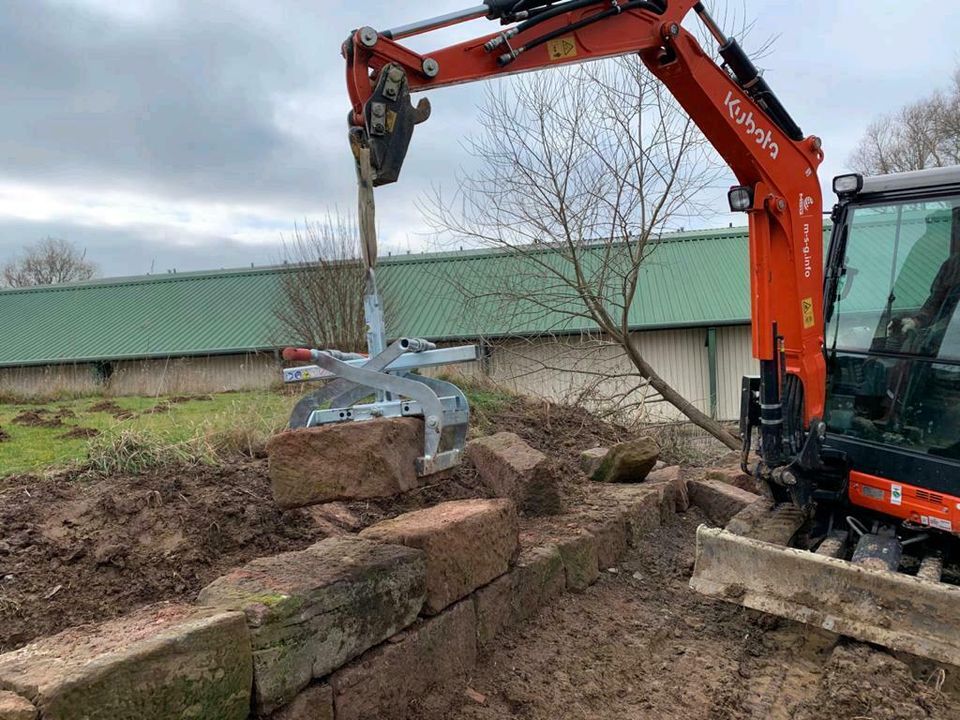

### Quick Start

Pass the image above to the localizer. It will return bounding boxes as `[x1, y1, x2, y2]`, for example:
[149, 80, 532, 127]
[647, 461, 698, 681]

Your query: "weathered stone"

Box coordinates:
[466, 432, 563, 516]
[270, 683, 334, 720]
[688, 478, 760, 526]
[360, 499, 519, 615]
[198, 536, 425, 714]
[705, 466, 759, 493]
[587, 514, 629, 570]
[646, 465, 688, 512]
[267, 418, 425, 508]
[512, 543, 565, 620]
[304, 502, 365, 536]
[597, 484, 666, 544]
[0, 604, 251, 720]
[474, 574, 513, 649]
[554, 530, 599, 591]
[591, 437, 660, 483]
[331, 599, 477, 720]
[579, 447, 609, 477]
[0, 691, 35, 720]
[473, 543, 565, 648]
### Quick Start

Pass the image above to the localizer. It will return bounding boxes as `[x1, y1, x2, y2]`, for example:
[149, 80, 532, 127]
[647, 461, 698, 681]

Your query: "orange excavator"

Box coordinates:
[320, 0, 960, 664]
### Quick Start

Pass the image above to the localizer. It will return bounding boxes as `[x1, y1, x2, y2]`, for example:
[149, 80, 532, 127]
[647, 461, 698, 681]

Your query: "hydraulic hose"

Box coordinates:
[497, 0, 666, 66]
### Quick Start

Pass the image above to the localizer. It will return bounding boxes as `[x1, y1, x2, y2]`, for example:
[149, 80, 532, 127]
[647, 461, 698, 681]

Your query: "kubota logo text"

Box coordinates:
[724, 91, 779, 160]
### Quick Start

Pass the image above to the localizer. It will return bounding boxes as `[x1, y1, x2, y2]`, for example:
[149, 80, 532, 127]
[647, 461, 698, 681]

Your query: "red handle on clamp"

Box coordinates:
[282, 347, 314, 362]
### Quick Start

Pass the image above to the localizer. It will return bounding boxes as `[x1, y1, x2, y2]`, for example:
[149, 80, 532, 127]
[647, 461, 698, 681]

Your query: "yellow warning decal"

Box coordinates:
[547, 36, 577, 61]
[801, 297, 816, 329]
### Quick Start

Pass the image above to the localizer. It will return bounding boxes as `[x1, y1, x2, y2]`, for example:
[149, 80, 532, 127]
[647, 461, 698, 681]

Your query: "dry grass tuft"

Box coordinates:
[203, 402, 287, 459]
[82, 429, 218, 476]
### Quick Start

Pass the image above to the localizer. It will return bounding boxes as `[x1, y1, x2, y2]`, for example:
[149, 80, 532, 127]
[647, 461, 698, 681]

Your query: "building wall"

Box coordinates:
[442, 324, 757, 422]
[0, 352, 282, 399]
[716, 324, 759, 420]
[0, 328, 758, 419]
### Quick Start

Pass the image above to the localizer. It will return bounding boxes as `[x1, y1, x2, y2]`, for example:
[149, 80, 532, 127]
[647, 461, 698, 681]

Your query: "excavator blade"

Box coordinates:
[691, 525, 960, 667]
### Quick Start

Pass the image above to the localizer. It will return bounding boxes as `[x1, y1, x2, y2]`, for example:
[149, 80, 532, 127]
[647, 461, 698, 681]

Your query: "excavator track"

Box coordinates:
[691, 506, 960, 667]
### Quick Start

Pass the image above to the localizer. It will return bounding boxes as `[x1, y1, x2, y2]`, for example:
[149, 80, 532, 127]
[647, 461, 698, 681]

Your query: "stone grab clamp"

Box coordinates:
[281, 338, 478, 476]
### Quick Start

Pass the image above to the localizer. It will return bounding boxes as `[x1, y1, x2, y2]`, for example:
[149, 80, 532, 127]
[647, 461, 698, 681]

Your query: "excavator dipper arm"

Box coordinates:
[343, 0, 826, 504]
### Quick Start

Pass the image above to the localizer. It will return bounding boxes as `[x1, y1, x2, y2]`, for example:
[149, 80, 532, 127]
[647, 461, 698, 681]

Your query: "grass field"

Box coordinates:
[0, 391, 297, 476]
[0, 376, 516, 477]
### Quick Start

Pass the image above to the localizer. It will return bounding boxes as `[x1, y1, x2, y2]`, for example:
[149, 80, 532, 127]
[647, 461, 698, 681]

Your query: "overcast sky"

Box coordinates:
[1, 0, 958, 278]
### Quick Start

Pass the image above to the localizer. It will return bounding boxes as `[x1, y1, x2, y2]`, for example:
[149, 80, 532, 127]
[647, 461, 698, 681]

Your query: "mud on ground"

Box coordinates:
[3, 395, 952, 720]
[416, 508, 960, 720]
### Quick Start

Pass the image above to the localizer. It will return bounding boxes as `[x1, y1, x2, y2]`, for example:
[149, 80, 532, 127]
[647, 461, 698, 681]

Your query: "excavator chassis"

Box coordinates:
[691, 511, 960, 667]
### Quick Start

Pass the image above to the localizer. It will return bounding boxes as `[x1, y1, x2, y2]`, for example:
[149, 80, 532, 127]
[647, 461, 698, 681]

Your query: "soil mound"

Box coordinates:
[141, 403, 171, 415]
[59, 427, 101, 440]
[12, 411, 63, 428]
[89, 400, 123, 414]
[169, 395, 213, 403]
[0, 394, 625, 651]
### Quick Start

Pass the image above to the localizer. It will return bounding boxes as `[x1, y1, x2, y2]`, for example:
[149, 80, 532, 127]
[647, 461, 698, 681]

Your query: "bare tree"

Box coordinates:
[425, 56, 739, 448]
[2, 237, 97, 287]
[274, 213, 368, 353]
[850, 66, 960, 174]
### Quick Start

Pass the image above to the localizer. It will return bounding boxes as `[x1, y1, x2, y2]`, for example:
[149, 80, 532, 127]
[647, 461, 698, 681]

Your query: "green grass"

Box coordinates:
[0, 391, 297, 477]
[0, 377, 521, 477]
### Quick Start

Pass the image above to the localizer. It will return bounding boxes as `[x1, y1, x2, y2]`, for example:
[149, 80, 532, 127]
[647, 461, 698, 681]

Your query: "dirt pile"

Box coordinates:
[479, 397, 627, 476]
[141, 403, 171, 415]
[0, 394, 624, 651]
[12, 410, 63, 428]
[89, 400, 123, 414]
[0, 461, 320, 651]
[59, 427, 101, 440]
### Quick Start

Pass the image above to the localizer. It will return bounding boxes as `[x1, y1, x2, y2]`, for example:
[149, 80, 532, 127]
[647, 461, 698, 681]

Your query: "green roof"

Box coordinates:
[0, 225, 796, 368]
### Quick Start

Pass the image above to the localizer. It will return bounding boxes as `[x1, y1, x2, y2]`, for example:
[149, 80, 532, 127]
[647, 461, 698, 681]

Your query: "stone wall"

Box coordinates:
[0, 472, 717, 720]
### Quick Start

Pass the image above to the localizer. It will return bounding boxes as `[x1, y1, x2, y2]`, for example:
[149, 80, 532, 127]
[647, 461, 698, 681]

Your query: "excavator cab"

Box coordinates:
[824, 176, 960, 482]
[692, 167, 960, 666]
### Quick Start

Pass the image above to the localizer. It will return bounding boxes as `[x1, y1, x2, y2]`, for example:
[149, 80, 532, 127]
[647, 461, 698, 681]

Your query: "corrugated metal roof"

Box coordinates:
[0, 224, 793, 367]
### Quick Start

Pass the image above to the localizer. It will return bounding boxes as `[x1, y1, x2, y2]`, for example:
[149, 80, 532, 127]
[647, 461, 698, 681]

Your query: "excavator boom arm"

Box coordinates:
[343, 0, 826, 496]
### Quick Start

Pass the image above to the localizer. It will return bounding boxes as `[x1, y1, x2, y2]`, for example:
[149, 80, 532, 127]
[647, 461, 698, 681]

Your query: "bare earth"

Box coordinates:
[416, 508, 960, 720]
[2, 394, 958, 718]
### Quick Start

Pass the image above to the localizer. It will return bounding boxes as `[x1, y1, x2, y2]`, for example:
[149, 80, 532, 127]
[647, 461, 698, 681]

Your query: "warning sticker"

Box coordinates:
[890, 484, 903, 506]
[547, 36, 578, 60]
[801, 297, 816, 329]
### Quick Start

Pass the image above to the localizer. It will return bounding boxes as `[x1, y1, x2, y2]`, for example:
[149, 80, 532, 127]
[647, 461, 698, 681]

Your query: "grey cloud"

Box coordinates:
[0, 218, 282, 276]
[0, 0, 356, 208]
[0, 216, 415, 277]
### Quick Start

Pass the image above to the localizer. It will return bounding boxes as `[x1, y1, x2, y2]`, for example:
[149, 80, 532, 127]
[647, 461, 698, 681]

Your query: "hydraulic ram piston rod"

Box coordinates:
[384, 5, 489, 40]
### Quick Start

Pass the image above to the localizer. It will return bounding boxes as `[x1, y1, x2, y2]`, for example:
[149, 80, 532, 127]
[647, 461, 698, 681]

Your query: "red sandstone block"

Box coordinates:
[267, 418, 425, 508]
[466, 432, 563, 516]
[688, 478, 760, 526]
[330, 600, 477, 720]
[360, 499, 519, 614]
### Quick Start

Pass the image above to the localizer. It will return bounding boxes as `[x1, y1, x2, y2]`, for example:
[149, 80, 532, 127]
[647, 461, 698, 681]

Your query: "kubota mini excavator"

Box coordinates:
[285, 0, 960, 665]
